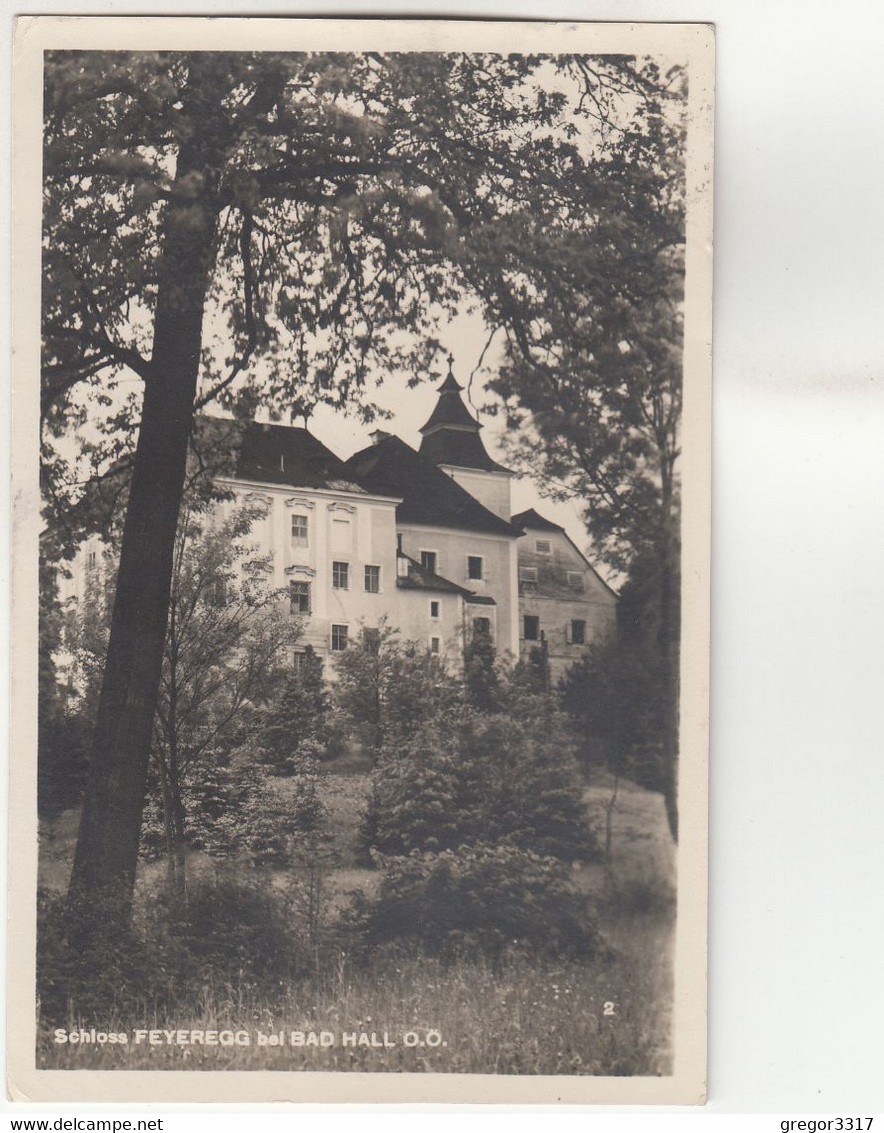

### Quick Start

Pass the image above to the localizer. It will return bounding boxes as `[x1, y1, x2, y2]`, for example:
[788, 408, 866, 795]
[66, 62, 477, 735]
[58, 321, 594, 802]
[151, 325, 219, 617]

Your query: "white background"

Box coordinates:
[2, 0, 883, 1117]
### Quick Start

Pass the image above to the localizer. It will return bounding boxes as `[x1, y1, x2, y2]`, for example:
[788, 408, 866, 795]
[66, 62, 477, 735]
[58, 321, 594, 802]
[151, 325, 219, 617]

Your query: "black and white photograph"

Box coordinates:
[9, 17, 711, 1104]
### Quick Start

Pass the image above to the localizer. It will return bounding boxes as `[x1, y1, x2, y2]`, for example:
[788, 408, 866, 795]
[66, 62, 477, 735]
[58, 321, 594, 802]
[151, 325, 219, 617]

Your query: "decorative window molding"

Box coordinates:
[244, 492, 274, 508]
[285, 497, 316, 511]
[327, 501, 357, 515]
[284, 564, 316, 578]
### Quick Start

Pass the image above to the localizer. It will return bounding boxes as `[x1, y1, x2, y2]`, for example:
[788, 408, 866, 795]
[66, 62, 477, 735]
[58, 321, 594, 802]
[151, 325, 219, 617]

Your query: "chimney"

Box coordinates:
[370, 429, 392, 446]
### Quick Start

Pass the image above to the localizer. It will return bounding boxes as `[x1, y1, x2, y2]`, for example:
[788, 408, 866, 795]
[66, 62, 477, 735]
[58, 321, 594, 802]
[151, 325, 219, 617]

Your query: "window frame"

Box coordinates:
[523, 614, 540, 641]
[419, 549, 438, 575]
[331, 623, 349, 652]
[289, 579, 311, 615]
[429, 600, 440, 619]
[570, 619, 586, 646]
[364, 564, 381, 593]
[290, 513, 309, 546]
[535, 538, 552, 555]
[331, 560, 350, 590]
[467, 554, 484, 581]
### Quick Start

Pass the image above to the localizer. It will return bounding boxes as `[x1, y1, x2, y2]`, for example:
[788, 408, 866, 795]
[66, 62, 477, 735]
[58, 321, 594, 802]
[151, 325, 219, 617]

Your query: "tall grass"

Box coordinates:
[38, 910, 672, 1075]
[37, 772, 675, 1076]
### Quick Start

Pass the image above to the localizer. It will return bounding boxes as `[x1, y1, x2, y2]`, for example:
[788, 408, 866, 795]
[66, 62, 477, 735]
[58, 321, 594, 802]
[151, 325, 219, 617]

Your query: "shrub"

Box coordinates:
[352, 846, 605, 960]
[37, 873, 312, 1024]
[362, 709, 600, 863]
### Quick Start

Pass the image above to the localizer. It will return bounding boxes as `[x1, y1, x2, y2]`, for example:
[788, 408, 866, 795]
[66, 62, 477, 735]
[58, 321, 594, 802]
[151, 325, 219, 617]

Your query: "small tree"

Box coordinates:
[150, 505, 298, 889]
[259, 646, 330, 771]
[334, 622, 461, 760]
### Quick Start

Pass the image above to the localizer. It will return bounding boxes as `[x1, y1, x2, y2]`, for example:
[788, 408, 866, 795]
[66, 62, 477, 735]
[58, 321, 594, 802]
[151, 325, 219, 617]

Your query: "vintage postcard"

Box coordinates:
[9, 17, 712, 1104]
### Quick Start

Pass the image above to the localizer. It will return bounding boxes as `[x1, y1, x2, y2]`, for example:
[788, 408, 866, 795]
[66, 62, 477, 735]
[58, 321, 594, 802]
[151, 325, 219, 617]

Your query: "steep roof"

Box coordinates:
[417, 366, 509, 473]
[511, 507, 565, 533]
[513, 506, 619, 601]
[196, 416, 366, 493]
[346, 435, 523, 538]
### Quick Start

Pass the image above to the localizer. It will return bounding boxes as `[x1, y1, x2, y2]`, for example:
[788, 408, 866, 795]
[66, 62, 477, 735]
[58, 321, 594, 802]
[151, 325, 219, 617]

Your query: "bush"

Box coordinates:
[352, 846, 605, 960]
[37, 873, 312, 1024]
[362, 709, 600, 863]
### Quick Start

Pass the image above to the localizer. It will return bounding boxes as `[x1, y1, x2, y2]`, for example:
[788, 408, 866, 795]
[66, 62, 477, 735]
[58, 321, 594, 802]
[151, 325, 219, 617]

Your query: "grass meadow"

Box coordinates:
[37, 771, 675, 1076]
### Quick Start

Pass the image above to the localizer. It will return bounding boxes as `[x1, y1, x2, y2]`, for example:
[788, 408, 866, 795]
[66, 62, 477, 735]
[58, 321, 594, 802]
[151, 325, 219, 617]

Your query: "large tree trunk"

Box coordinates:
[68, 79, 227, 921]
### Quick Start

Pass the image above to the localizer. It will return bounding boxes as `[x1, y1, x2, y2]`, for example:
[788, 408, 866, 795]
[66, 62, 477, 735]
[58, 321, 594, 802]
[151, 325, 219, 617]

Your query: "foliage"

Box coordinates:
[361, 650, 599, 862]
[258, 645, 330, 771]
[141, 738, 326, 869]
[37, 873, 311, 1021]
[352, 846, 604, 961]
[333, 621, 462, 758]
[559, 551, 673, 791]
[42, 49, 688, 909]
[462, 622, 500, 712]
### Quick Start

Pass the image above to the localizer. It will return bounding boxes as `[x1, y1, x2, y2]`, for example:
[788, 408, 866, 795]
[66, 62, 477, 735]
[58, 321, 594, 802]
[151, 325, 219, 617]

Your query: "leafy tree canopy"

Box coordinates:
[42, 49, 684, 556]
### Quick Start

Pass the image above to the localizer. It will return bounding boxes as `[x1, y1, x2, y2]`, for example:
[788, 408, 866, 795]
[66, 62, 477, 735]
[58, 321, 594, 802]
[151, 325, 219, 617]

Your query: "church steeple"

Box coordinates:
[418, 357, 506, 473]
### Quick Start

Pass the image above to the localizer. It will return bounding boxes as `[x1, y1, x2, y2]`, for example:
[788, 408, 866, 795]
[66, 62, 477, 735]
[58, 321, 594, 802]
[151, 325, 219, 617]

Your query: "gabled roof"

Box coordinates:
[512, 507, 565, 533]
[346, 435, 523, 538]
[395, 551, 473, 596]
[514, 506, 619, 601]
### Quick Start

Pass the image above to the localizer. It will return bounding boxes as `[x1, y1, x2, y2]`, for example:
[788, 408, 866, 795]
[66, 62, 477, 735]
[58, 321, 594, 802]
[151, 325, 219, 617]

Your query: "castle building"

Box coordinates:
[62, 364, 617, 681]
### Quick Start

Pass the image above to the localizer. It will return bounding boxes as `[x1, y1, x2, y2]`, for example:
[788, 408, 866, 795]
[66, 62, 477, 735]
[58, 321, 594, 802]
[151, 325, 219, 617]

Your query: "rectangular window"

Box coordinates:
[519, 566, 538, 583]
[567, 570, 585, 592]
[364, 564, 380, 593]
[362, 627, 381, 654]
[420, 550, 437, 574]
[292, 650, 307, 675]
[473, 616, 491, 637]
[570, 619, 586, 645]
[523, 615, 540, 641]
[430, 600, 440, 619]
[290, 514, 309, 546]
[331, 624, 349, 651]
[535, 539, 552, 555]
[86, 550, 97, 571]
[332, 561, 349, 590]
[467, 555, 484, 580]
[289, 580, 311, 615]
[208, 576, 227, 608]
[331, 518, 351, 552]
[430, 636, 441, 654]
